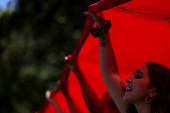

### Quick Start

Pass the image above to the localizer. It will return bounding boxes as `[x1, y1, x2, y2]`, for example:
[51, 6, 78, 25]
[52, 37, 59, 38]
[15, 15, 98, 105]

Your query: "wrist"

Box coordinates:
[91, 20, 111, 38]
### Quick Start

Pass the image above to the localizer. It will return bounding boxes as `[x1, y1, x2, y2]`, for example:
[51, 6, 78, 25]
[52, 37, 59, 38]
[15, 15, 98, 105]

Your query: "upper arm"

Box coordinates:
[103, 74, 127, 113]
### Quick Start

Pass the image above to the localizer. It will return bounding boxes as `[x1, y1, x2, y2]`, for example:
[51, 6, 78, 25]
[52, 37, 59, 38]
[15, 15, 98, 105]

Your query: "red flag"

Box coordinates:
[37, 0, 170, 112]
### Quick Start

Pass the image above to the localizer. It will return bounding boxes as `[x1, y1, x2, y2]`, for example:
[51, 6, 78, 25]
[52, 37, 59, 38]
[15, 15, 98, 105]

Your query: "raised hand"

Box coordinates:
[84, 10, 104, 28]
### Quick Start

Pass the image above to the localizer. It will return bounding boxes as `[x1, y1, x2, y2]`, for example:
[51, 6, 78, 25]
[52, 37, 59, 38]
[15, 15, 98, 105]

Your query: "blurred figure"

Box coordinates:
[65, 55, 119, 113]
[45, 81, 81, 113]
[46, 90, 64, 113]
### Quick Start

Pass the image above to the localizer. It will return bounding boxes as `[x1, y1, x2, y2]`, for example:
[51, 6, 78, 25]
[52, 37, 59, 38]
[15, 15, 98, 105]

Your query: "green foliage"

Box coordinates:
[0, 0, 96, 113]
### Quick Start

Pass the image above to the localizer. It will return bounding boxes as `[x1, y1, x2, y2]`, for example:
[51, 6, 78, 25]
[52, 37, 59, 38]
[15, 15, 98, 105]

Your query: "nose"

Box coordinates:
[125, 77, 132, 84]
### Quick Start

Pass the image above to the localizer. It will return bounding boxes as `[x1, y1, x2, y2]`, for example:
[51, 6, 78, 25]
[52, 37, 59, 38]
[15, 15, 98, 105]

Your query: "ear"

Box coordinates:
[150, 87, 157, 97]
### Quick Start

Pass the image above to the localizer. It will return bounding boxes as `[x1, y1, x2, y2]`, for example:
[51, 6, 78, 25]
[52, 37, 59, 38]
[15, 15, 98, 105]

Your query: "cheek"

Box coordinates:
[134, 81, 151, 93]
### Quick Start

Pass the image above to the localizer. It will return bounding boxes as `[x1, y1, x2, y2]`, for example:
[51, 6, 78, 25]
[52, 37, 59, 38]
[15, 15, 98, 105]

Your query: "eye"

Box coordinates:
[134, 70, 144, 79]
[136, 74, 142, 79]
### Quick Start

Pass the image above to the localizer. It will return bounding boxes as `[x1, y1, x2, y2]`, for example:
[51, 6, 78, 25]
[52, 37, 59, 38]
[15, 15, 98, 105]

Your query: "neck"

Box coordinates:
[134, 101, 152, 113]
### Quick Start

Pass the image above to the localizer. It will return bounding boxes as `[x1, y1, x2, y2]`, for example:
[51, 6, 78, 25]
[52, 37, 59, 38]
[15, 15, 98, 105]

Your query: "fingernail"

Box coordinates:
[84, 12, 86, 15]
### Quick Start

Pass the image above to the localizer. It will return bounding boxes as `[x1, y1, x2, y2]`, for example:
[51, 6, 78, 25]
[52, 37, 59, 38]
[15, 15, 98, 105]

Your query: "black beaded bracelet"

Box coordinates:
[90, 20, 111, 38]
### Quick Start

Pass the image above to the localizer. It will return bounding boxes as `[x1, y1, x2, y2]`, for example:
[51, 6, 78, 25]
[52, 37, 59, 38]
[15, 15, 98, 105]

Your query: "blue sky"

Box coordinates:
[0, 0, 17, 10]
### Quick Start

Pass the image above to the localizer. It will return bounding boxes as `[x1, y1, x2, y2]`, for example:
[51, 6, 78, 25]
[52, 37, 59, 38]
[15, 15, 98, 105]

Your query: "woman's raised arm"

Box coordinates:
[85, 11, 127, 113]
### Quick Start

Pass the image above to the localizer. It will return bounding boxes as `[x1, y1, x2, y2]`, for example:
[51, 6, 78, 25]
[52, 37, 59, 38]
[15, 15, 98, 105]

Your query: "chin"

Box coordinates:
[123, 95, 133, 104]
[123, 95, 128, 102]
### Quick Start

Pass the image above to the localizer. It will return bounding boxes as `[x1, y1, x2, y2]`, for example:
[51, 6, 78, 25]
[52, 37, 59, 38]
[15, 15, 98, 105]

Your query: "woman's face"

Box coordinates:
[123, 64, 153, 104]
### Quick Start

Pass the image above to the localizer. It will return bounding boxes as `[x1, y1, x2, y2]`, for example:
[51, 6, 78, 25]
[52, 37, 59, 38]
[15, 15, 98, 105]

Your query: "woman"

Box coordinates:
[84, 11, 170, 113]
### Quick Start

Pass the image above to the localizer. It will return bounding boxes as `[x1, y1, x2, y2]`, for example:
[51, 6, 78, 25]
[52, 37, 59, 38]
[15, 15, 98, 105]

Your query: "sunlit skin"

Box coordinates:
[123, 64, 156, 112]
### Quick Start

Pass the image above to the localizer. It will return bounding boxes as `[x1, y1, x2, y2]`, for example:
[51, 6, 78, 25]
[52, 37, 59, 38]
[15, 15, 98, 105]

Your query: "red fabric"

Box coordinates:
[37, 0, 170, 112]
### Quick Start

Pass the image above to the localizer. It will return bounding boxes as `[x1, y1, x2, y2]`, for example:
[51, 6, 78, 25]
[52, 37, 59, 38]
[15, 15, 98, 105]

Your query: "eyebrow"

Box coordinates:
[134, 70, 144, 75]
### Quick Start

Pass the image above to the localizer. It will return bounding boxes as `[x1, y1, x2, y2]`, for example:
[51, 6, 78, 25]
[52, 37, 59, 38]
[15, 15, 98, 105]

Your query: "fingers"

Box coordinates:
[84, 10, 95, 17]
[64, 55, 73, 64]
[64, 56, 70, 66]
[84, 10, 104, 27]
[84, 10, 99, 21]
[64, 55, 75, 71]
[64, 56, 72, 66]
[46, 90, 51, 99]
[64, 56, 69, 62]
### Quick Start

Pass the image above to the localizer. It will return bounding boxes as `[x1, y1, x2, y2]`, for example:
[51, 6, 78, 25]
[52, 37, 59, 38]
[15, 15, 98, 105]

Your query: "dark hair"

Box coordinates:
[126, 62, 170, 113]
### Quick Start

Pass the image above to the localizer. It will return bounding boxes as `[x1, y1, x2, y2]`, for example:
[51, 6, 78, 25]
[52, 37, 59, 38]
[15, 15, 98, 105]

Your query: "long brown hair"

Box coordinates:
[126, 62, 170, 113]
